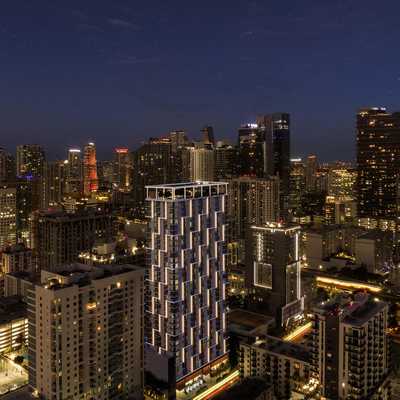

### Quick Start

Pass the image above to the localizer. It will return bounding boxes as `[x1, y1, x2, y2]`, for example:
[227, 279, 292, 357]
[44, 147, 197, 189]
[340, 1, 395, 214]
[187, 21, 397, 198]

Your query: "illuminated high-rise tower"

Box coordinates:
[83, 142, 98, 195]
[114, 148, 132, 189]
[66, 148, 83, 194]
[146, 182, 228, 385]
[357, 107, 400, 221]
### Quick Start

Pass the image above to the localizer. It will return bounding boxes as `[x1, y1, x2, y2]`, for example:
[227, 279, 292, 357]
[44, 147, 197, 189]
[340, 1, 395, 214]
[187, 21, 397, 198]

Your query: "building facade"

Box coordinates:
[30, 209, 115, 272]
[146, 182, 228, 383]
[311, 294, 390, 399]
[357, 107, 400, 221]
[28, 263, 144, 400]
[0, 186, 17, 250]
[16, 144, 45, 178]
[246, 223, 303, 327]
[83, 142, 98, 195]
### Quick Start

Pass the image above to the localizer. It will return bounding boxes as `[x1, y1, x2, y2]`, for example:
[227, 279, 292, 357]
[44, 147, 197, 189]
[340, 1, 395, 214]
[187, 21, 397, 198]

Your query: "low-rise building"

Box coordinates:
[0, 296, 28, 354]
[355, 230, 393, 274]
[240, 336, 312, 399]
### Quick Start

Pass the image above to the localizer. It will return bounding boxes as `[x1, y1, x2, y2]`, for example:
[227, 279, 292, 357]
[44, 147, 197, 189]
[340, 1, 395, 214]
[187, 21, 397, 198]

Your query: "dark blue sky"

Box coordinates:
[1, 0, 399, 161]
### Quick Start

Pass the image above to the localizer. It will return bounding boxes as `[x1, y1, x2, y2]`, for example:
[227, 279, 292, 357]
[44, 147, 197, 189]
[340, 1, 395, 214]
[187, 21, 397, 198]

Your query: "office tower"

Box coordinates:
[0, 185, 17, 249]
[16, 144, 45, 178]
[328, 165, 357, 198]
[30, 209, 115, 272]
[132, 133, 184, 218]
[168, 129, 189, 150]
[311, 294, 390, 399]
[305, 154, 318, 192]
[16, 176, 41, 244]
[1, 243, 34, 274]
[41, 160, 66, 208]
[238, 123, 269, 177]
[214, 141, 237, 181]
[357, 107, 400, 220]
[83, 142, 98, 195]
[289, 158, 306, 217]
[28, 263, 144, 400]
[0, 148, 15, 183]
[114, 148, 132, 190]
[315, 165, 329, 193]
[201, 125, 215, 145]
[228, 176, 280, 264]
[97, 160, 114, 190]
[146, 182, 228, 383]
[182, 144, 215, 181]
[246, 223, 303, 327]
[66, 148, 83, 194]
[240, 336, 313, 399]
[258, 113, 291, 217]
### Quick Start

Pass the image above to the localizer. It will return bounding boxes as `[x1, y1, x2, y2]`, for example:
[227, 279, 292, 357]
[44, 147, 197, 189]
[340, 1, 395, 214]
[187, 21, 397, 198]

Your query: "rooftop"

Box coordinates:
[314, 293, 387, 326]
[0, 296, 27, 324]
[146, 181, 226, 188]
[343, 294, 387, 326]
[252, 336, 310, 363]
[39, 263, 144, 290]
[357, 229, 390, 241]
[228, 309, 274, 336]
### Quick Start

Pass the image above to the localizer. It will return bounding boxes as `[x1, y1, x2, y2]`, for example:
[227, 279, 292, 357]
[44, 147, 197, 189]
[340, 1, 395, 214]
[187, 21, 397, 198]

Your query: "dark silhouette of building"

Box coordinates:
[132, 132, 187, 218]
[201, 125, 215, 145]
[30, 209, 115, 272]
[257, 113, 291, 219]
[214, 141, 237, 181]
[238, 124, 268, 177]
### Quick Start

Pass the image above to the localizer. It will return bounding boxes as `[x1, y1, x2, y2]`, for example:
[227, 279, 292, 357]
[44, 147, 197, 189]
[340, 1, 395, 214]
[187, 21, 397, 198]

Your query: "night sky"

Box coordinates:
[1, 0, 399, 161]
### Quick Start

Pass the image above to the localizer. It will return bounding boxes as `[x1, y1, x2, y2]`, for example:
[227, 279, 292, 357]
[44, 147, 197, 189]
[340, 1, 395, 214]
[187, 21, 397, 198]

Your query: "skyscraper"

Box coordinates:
[246, 223, 303, 327]
[41, 160, 66, 208]
[289, 158, 306, 217]
[66, 148, 83, 195]
[356, 107, 400, 221]
[328, 165, 357, 198]
[114, 148, 132, 190]
[258, 113, 291, 217]
[83, 142, 98, 195]
[28, 263, 144, 400]
[0, 148, 15, 183]
[182, 144, 215, 181]
[0, 186, 17, 249]
[227, 176, 280, 264]
[305, 154, 318, 192]
[201, 125, 215, 145]
[237, 124, 268, 177]
[16, 144, 45, 178]
[146, 182, 228, 385]
[132, 133, 184, 218]
[16, 176, 41, 244]
[214, 141, 236, 181]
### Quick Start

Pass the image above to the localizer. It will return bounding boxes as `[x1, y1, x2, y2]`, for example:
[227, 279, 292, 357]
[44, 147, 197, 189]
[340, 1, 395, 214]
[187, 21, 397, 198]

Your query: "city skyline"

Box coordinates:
[1, 1, 400, 160]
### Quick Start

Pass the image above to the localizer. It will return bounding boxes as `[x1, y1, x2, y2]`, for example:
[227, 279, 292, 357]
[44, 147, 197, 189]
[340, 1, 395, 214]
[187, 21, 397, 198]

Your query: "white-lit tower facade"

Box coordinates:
[146, 182, 228, 381]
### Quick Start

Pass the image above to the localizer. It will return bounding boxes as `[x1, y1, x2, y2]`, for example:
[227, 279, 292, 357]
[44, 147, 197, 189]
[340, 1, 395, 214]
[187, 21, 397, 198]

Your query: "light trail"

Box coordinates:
[192, 370, 240, 400]
[316, 276, 382, 293]
[283, 322, 312, 342]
